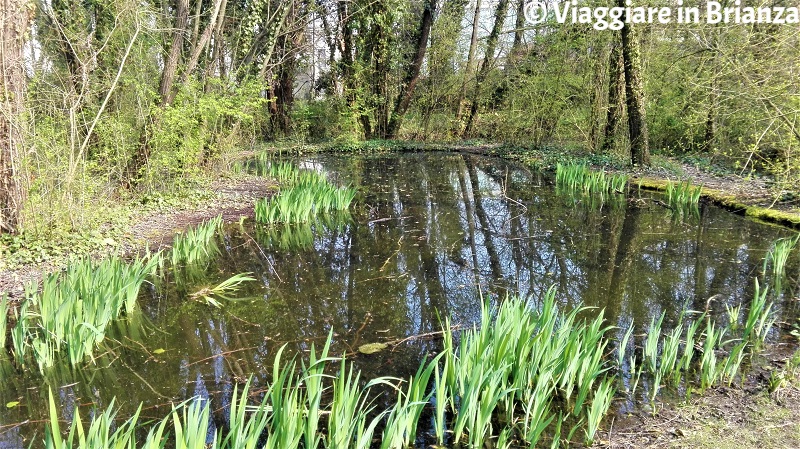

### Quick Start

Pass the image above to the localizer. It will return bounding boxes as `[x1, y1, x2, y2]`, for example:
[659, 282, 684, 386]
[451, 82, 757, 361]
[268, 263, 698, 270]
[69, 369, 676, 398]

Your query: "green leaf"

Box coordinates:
[153, 348, 166, 354]
[6, 401, 20, 408]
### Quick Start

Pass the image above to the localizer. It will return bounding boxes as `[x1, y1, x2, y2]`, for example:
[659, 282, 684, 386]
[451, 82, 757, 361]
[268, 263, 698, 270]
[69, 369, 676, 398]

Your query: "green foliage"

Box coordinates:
[763, 234, 799, 281]
[255, 163, 356, 225]
[189, 273, 256, 308]
[171, 215, 223, 267]
[9, 255, 160, 370]
[555, 162, 628, 202]
[142, 79, 267, 191]
[665, 180, 703, 214]
[36, 285, 787, 448]
[291, 99, 362, 142]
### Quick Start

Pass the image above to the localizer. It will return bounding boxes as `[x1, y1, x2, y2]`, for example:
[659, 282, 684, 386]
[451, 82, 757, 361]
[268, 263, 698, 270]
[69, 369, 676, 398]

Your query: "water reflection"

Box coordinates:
[0, 153, 797, 444]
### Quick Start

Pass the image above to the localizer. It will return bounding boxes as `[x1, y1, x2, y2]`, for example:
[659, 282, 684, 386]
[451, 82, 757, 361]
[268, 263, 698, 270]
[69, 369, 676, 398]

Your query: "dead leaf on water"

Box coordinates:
[358, 342, 388, 354]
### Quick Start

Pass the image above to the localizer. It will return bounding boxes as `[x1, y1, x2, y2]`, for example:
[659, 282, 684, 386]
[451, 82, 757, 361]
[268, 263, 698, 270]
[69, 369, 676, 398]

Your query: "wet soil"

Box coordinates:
[605, 344, 800, 448]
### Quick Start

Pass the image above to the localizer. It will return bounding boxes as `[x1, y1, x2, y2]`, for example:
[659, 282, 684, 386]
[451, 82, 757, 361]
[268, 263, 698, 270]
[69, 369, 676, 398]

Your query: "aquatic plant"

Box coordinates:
[171, 215, 223, 267]
[665, 180, 702, 211]
[328, 359, 382, 449]
[585, 378, 615, 445]
[555, 162, 628, 200]
[380, 356, 439, 449]
[441, 288, 615, 446]
[189, 272, 256, 307]
[45, 390, 143, 449]
[699, 319, 725, 391]
[9, 255, 160, 369]
[742, 278, 776, 349]
[255, 183, 356, 225]
[763, 233, 799, 281]
[253, 163, 356, 247]
[37, 289, 783, 448]
[642, 312, 665, 401]
[302, 337, 333, 449]
[432, 361, 449, 446]
[218, 380, 270, 449]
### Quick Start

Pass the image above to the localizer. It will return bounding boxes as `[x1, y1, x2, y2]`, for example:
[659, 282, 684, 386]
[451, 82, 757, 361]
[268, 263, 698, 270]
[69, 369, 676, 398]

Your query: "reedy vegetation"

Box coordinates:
[42, 295, 615, 448]
[171, 215, 223, 267]
[664, 180, 702, 218]
[555, 162, 628, 203]
[1, 216, 254, 371]
[763, 233, 800, 280]
[255, 163, 356, 225]
[627, 276, 777, 402]
[40, 286, 779, 448]
[6, 255, 160, 370]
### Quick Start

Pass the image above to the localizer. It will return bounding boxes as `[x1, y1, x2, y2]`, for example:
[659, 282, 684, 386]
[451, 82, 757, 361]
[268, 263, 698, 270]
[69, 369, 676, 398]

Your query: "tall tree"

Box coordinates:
[462, 0, 510, 137]
[601, 39, 624, 154]
[0, 0, 32, 233]
[386, 0, 436, 138]
[456, 0, 481, 121]
[159, 0, 190, 106]
[618, 0, 650, 165]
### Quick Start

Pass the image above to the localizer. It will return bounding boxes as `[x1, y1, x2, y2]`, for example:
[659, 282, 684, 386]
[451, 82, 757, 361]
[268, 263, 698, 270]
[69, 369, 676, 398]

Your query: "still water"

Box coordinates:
[0, 152, 797, 446]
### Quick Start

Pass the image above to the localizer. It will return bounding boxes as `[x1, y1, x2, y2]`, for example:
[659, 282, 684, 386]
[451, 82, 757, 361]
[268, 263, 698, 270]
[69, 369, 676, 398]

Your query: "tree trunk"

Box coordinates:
[510, 0, 526, 62]
[456, 0, 481, 120]
[386, 0, 435, 138]
[0, 0, 32, 233]
[462, 0, 510, 137]
[159, 0, 190, 106]
[601, 39, 624, 154]
[270, 2, 305, 136]
[703, 56, 718, 152]
[618, 1, 650, 166]
[181, 0, 226, 84]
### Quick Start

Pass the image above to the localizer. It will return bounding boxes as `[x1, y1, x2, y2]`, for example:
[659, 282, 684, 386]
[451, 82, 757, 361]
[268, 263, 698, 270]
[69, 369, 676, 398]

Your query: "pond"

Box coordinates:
[0, 152, 798, 447]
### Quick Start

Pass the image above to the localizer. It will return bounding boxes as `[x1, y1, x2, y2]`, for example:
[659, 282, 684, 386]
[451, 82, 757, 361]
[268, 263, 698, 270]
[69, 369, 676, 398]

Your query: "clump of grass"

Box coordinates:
[629, 293, 775, 403]
[37, 287, 783, 448]
[255, 175, 356, 225]
[442, 288, 615, 446]
[8, 255, 160, 370]
[585, 378, 615, 445]
[555, 162, 628, 200]
[171, 215, 223, 267]
[763, 233, 799, 283]
[665, 180, 702, 218]
[265, 161, 329, 187]
[742, 278, 776, 349]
